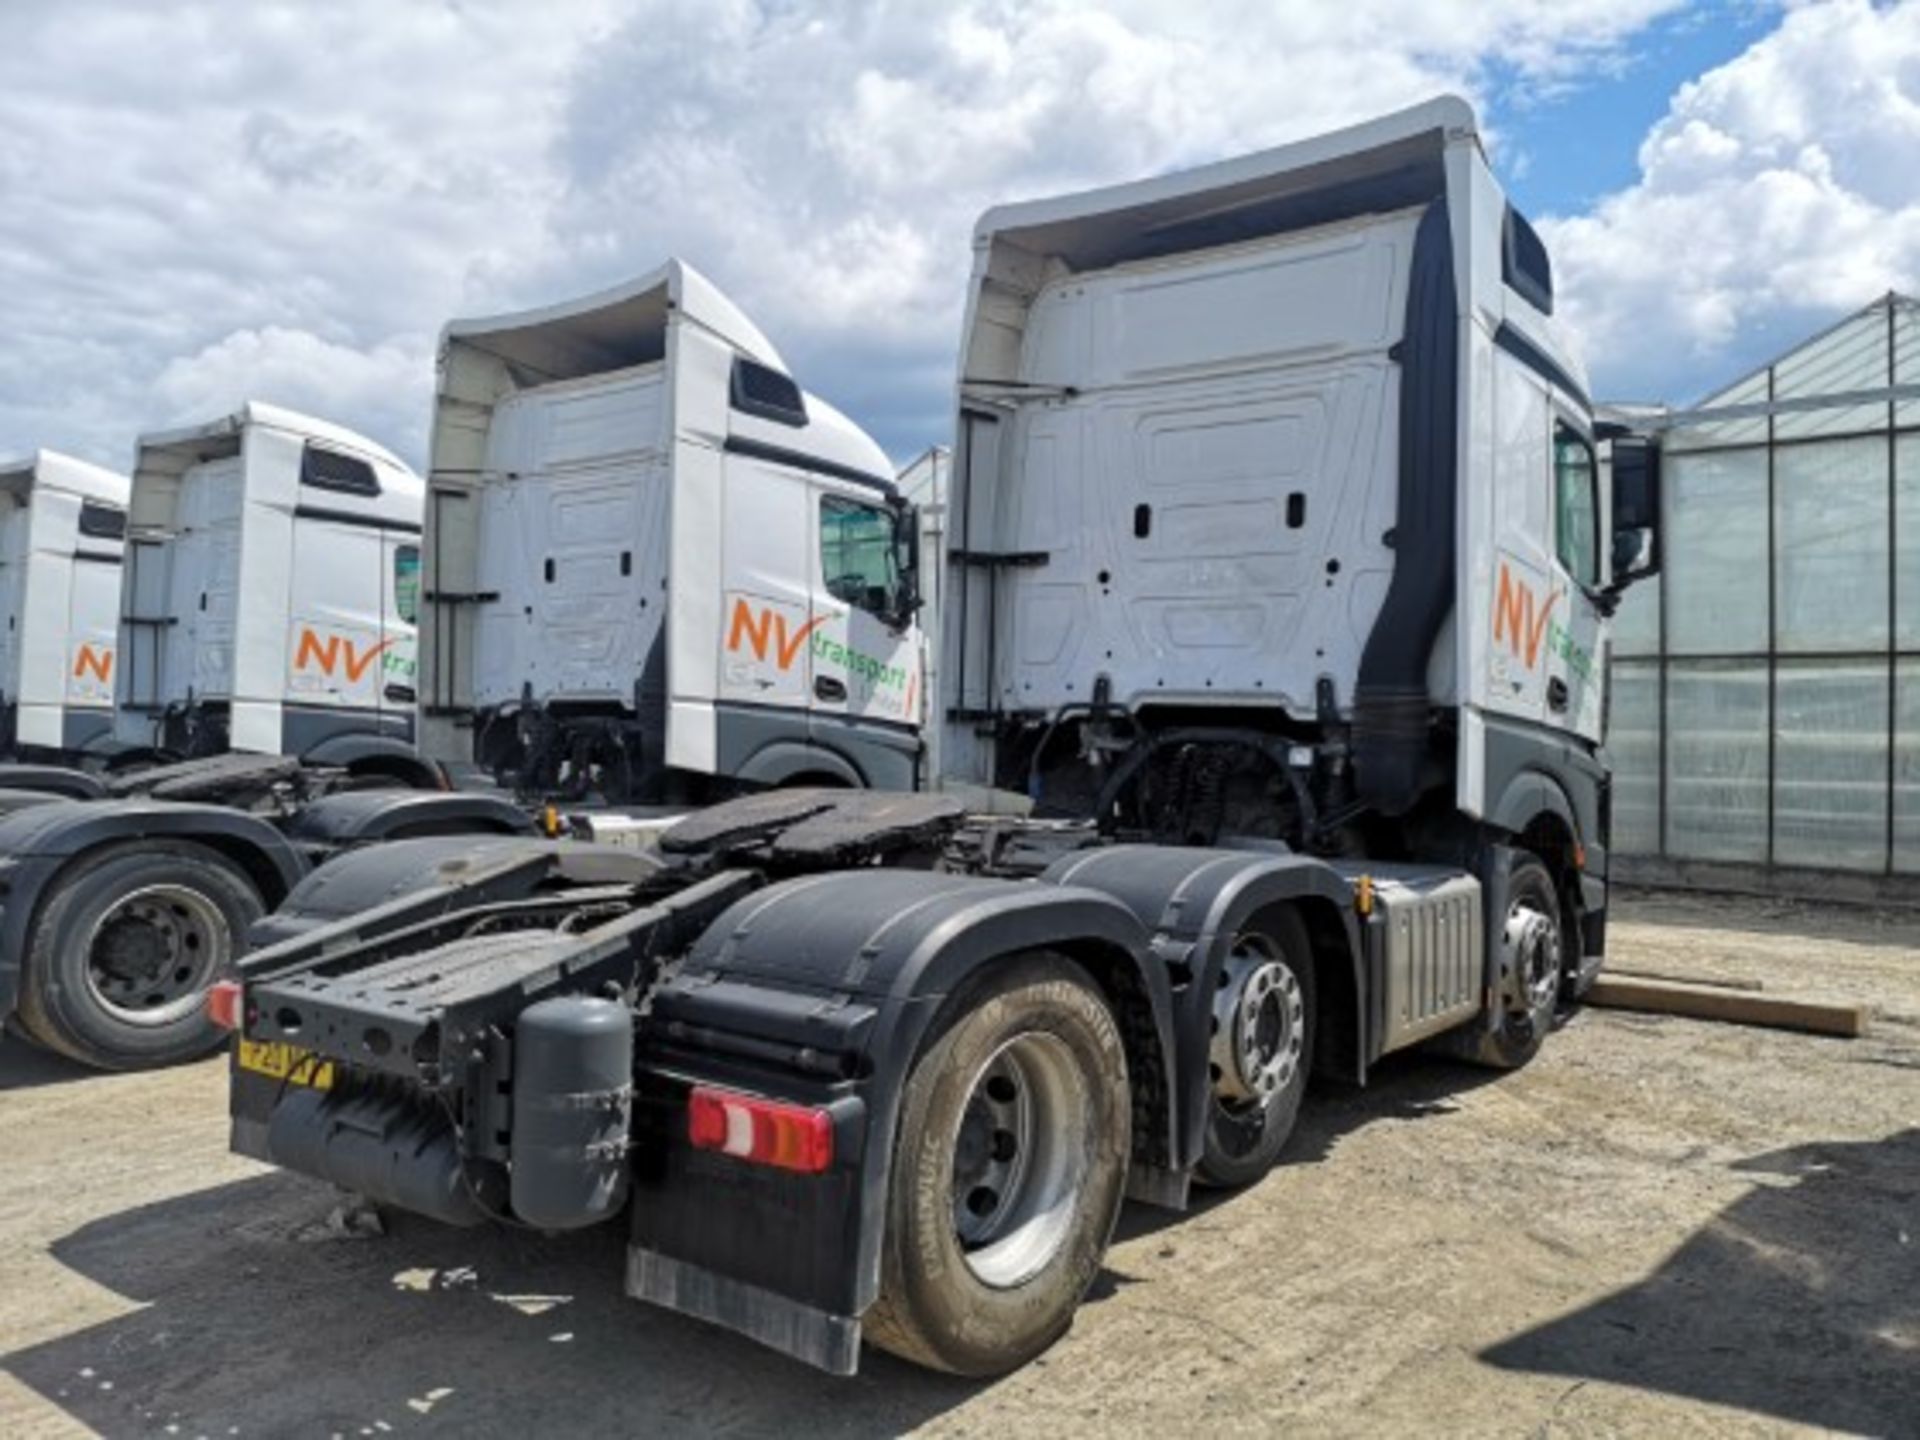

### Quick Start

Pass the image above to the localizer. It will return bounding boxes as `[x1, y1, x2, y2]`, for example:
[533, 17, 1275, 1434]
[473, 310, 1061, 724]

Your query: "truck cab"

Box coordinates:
[114, 402, 425, 776]
[940, 94, 1658, 950]
[418, 260, 926, 802]
[0, 450, 129, 762]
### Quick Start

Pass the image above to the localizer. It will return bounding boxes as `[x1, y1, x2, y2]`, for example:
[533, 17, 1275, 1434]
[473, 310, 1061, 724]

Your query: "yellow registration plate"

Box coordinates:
[236, 1039, 335, 1090]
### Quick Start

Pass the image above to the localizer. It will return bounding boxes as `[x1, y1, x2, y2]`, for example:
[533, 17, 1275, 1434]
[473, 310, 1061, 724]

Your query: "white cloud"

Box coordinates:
[151, 326, 432, 453]
[1544, 0, 1920, 403]
[1, 0, 1695, 473]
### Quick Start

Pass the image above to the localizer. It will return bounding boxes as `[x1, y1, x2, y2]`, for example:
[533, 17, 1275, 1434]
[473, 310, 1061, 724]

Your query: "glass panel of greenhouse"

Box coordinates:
[1606, 293, 1920, 878]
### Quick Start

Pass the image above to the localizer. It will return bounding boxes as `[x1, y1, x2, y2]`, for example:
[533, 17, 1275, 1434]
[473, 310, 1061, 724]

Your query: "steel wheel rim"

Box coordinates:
[82, 883, 230, 1026]
[1505, 899, 1562, 1016]
[1209, 933, 1306, 1112]
[951, 1031, 1090, 1289]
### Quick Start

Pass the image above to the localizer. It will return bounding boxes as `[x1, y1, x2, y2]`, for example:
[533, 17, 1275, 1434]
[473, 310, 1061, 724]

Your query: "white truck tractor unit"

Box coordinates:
[115, 402, 426, 776]
[226, 98, 1660, 1379]
[0, 405, 532, 1072]
[0, 450, 130, 764]
[419, 260, 926, 803]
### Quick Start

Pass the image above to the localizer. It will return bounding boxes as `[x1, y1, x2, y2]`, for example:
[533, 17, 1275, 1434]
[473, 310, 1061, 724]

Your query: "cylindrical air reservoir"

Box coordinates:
[510, 994, 634, 1230]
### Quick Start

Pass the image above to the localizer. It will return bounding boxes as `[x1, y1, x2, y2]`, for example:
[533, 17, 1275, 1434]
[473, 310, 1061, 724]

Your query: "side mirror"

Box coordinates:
[1606, 434, 1661, 592]
[888, 501, 923, 631]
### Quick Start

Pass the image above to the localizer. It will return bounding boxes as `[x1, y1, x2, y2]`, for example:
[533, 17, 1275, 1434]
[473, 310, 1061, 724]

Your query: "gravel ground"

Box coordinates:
[1, 888, 1916, 1438]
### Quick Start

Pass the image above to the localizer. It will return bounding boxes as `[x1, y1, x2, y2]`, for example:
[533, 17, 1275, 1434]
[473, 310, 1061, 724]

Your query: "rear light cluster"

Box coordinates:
[687, 1086, 833, 1174]
[207, 979, 244, 1032]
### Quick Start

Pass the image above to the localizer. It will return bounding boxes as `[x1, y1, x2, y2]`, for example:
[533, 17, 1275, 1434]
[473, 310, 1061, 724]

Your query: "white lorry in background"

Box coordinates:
[0, 451, 129, 765]
[115, 402, 429, 779]
[227, 97, 1661, 1381]
[0, 404, 533, 1071]
[418, 259, 927, 804]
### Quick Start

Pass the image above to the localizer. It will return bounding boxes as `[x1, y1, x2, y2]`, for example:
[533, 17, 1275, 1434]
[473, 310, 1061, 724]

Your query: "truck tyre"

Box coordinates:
[15, 841, 265, 1071]
[1457, 854, 1563, 1071]
[865, 953, 1130, 1376]
[1195, 909, 1316, 1189]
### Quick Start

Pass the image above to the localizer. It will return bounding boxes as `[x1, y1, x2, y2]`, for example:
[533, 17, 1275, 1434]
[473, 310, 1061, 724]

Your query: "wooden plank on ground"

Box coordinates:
[1586, 974, 1868, 1038]
[1607, 966, 1765, 993]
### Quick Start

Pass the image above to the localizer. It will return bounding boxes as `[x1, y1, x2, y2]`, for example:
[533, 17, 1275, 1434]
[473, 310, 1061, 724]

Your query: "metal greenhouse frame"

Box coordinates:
[1607, 292, 1920, 895]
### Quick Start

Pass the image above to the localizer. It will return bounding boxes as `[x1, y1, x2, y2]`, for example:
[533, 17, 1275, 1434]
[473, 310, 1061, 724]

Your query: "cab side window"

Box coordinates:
[1553, 423, 1599, 587]
[820, 495, 898, 617]
[393, 544, 421, 625]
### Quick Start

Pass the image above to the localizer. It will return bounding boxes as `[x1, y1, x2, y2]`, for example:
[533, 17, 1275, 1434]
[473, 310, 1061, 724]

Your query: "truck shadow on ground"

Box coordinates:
[5, 1172, 989, 1437]
[0, 1037, 96, 1092]
[5, 1047, 1519, 1437]
[1482, 1127, 1920, 1435]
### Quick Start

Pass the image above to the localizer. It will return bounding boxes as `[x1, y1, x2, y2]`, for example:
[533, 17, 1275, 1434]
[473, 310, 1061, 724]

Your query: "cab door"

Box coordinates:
[1484, 354, 1605, 741]
[285, 515, 385, 714]
[715, 453, 813, 718]
[809, 485, 922, 735]
[1544, 416, 1606, 743]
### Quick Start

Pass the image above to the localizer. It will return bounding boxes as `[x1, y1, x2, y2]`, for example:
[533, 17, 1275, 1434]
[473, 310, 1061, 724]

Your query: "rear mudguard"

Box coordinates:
[247, 834, 656, 951]
[0, 764, 108, 800]
[0, 799, 306, 1026]
[631, 866, 1177, 1372]
[1037, 846, 1371, 1163]
[299, 732, 437, 787]
[281, 788, 533, 851]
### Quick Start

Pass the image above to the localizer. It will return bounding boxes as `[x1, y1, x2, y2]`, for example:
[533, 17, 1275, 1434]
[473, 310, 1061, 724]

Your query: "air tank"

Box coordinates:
[509, 994, 634, 1230]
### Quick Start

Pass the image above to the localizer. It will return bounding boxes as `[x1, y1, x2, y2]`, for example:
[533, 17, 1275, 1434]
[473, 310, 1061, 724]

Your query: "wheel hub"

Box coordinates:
[82, 884, 230, 1027]
[1209, 934, 1305, 1107]
[94, 915, 172, 982]
[1503, 902, 1562, 1015]
[950, 1032, 1089, 1289]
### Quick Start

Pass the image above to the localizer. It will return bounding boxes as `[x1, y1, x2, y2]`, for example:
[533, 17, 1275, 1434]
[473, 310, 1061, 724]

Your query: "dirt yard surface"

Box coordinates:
[2, 889, 1916, 1438]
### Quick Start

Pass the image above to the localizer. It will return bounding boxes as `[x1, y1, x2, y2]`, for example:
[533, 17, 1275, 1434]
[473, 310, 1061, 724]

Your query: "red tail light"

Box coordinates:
[687, 1087, 833, 1174]
[207, 979, 243, 1033]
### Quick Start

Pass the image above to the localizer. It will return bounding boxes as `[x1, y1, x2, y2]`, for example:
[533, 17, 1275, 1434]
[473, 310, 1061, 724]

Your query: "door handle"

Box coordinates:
[815, 676, 847, 702]
[1547, 678, 1569, 712]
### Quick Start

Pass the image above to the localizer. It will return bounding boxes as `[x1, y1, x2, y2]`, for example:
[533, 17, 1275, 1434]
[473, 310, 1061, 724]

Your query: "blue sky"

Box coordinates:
[1, 1, 1917, 465]
[1492, 6, 1780, 216]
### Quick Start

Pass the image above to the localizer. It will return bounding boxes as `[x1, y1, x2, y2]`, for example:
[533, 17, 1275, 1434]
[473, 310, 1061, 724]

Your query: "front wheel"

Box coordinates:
[1195, 910, 1316, 1188]
[865, 953, 1130, 1376]
[1457, 854, 1564, 1070]
[15, 841, 265, 1071]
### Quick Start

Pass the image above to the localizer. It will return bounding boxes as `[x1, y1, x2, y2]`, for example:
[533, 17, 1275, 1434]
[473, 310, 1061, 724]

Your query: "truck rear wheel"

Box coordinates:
[16, 841, 265, 1071]
[1195, 910, 1316, 1188]
[865, 953, 1130, 1376]
[1458, 854, 1563, 1070]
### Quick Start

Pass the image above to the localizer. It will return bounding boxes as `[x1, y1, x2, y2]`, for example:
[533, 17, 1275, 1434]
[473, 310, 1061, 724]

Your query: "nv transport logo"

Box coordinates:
[294, 628, 393, 684]
[726, 598, 824, 672]
[71, 644, 114, 683]
[1490, 559, 1597, 693]
[1493, 562, 1559, 670]
[724, 596, 915, 709]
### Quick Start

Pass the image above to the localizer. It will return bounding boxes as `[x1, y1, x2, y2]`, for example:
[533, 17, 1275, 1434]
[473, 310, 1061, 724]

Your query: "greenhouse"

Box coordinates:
[1608, 292, 1920, 889]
